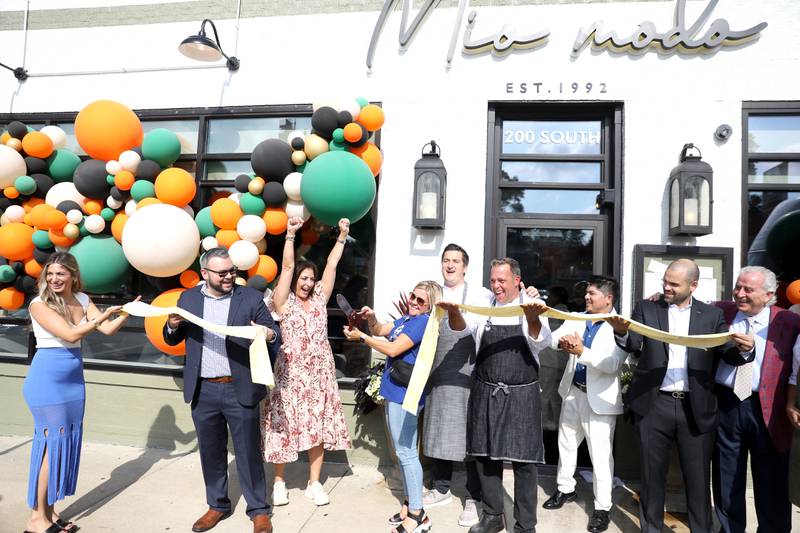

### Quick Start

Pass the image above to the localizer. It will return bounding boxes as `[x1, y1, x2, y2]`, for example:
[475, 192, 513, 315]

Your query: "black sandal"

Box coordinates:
[23, 523, 62, 533]
[388, 500, 408, 525]
[56, 519, 79, 532]
[391, 509, 431, 533]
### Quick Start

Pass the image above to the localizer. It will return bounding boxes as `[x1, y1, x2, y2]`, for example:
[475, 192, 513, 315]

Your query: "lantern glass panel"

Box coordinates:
[670, 179, 680, 228]
[682, 175, 709, 226]
[416, 171, 441, 219]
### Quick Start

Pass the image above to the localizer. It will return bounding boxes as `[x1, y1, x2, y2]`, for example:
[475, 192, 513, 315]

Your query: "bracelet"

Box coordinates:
[337, 238, 346, 244]
[285, 235, 295, 241]
[359, 334, 367, 344]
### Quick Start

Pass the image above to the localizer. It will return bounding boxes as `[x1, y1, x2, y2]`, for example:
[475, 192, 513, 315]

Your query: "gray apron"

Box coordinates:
[423, 283, 475, 461]
[467, 295, 545, 463]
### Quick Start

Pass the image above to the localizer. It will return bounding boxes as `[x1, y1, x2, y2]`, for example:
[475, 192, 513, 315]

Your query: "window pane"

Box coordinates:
[747, 161, 800, 184]
[23, 122, 84, 155]
[82, 317, 183, 369]
[205, 160, 252, 181]
[502, 120, 602, 155]
[748, 115, 800, 153]
[500, 189, 600, 214]
[142, 119, 199, 154]
[206, 117, 312, 153]
[747, 191, 800, 245]
[0, 321, 30, 359]
[501, 161, 601, 183]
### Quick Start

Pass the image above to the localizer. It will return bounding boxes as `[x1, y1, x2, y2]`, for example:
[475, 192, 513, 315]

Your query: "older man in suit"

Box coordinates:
[164, 247, 281, 533]
[608, 258, 754, 533]
[712, 266, 800, 533]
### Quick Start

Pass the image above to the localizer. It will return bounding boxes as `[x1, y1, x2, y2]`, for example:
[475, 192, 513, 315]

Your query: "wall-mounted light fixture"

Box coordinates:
[179, 19, 240, 71]
[0, 60, 27, 82]
[668, 143, 713, 236]
[412, 141, 447, 229]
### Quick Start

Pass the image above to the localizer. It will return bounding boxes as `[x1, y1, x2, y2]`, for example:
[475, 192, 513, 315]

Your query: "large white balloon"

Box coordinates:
[40, 125, 67, 149]
[284, 200, 310, 221]
[237, 214, 267, 243]
[122, 203, 200, 277]
[45, 182, 86, 208]
[0, 144, 27, 188]
[283, 172, 303, 201]
[228, 240, 259, 270]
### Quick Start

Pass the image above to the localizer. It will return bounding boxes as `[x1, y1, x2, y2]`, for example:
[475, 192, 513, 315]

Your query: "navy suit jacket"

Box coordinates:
[162, 284, 281, 407]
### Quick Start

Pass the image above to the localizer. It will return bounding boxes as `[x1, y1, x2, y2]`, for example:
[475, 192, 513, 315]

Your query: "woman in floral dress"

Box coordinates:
[261, 216, 352, 506]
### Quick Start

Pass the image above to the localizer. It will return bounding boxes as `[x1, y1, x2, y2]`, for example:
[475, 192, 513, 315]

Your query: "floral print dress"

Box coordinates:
[261, 283, 351, 463]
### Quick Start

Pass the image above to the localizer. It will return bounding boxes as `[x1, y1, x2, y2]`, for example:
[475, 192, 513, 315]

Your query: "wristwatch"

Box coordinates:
[359, 334, 367, 344]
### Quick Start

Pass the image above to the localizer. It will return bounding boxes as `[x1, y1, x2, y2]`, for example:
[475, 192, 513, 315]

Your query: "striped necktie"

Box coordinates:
[732, 317, 755, 401]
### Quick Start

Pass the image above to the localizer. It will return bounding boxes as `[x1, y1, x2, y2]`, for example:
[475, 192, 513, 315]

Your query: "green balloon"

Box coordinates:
[78, 221, 90, 237]
[14, 175, 36, 195]
[142, 128, 181, 168]
[69, 235, 129, 293]
[130, 180, 155, 201]
[356, 97, 369, 108]
[101, 208, 116, 221]
[296, 162, 307, 173]
[240, 193, 266, 216]
[329, 139, 347, 152]
[32, 230, 53, 249]
[194, 206, 217, 238]
[300, 151, 376, 226]
[46, 150, 81, 183]
[332, 128, 345, 143]
[106, 174, 116, 186]
[0, 264, 16, 283]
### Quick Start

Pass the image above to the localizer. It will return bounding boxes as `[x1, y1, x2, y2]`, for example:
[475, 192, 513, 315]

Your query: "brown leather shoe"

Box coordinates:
[252, 514, 273, 533]
[191, 508, 231, 532]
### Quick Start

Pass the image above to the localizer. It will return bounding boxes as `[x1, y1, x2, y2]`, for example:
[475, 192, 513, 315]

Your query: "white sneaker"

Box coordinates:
[272, 481, 289, 506]
[422, 488, 453, 508]
[305, 480, 330, 506]
[458, 498, 480, 527]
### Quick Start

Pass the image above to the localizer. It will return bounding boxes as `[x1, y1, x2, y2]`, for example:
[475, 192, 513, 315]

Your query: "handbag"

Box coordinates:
[388, 358, 415, 388]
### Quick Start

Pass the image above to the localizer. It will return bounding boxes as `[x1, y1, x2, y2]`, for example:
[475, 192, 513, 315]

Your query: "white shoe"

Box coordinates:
[305, 480, 330, 506]
[422, 488, 453, 508]
[272, 481, 289, 506]
[458, 498, 480, 527]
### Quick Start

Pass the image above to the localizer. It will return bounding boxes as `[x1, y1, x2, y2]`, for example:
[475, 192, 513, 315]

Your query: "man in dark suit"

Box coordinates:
[163, 247, 280, 533]
[607, 258, 754, 533]
[712, 266, 800, 533]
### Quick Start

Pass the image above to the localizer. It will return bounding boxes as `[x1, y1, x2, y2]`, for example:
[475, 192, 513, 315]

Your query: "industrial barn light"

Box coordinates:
[179, 19, 240, 72]
[668, 143, 713, 236]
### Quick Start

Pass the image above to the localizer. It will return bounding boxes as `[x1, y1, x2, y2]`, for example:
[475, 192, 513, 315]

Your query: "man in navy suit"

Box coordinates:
[164, 247, 280, 533]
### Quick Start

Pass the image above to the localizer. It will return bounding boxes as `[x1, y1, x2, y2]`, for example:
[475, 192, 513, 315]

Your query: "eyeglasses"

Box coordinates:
[407, 292, 429, 306]
[204, 268, 238, 278]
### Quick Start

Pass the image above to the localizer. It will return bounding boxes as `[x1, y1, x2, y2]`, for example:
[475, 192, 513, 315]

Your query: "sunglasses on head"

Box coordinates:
[408, 292, 429, 306]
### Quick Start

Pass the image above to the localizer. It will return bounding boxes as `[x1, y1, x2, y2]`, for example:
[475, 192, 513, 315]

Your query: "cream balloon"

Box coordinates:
[236, 214, 267, 243]
[45, 182, 86, 208]
[0, 144, 27, 188]
[284, 200, 310, 221]
[122, 203, 200, 277]
[118, 150, 141, 173]
[291, 150, 307, 166]
[228, 192, 243, 205]
[66, 209, 84, 225]
[303, 134, 329, 160]
[4, 204, 25, 223]
[40, 125, 67, 149]
[105, 160, 122, 176]
[84, 214, 106, 234]
[181, 205, 195, 218]
[0, 213, 8, 226]
[255, 238, 267, 254]
[125, 199, 137, 216]
[283, 172, 303, 201]
[287, 130, 305, 146]
[201, 236, 219, 250]
[62, 223, 80, 239]
[106, 196, 123, 210]
[228, 240, 260, 270]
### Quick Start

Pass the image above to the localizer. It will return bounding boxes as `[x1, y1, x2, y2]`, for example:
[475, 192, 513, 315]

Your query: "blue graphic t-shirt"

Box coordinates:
[379, 313, 430, 405]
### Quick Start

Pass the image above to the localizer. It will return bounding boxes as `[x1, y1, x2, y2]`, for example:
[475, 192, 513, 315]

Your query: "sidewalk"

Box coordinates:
[1, 435, 797, 533]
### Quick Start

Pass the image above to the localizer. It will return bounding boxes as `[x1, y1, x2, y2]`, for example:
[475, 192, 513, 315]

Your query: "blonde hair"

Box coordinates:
[414, 280, 442, 313]
[38, 252, 83, 325]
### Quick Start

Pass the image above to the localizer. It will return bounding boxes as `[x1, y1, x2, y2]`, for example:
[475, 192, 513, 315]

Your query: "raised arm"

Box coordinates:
[360, 306, 394, 337]
[88, 296, 139, 336]
[272, 216, 304, 315]
[30, 301, 114, 344]
[320, 218, 350, 303]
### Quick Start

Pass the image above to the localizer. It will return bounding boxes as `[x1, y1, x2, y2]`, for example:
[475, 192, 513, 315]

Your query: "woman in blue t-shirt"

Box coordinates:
[344, 280, 442, 533]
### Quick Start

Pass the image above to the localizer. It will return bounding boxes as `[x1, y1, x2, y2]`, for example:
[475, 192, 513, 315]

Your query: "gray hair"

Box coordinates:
[739, 266, 778, 305]
[200, 247, 230, 269]
[490, 257, 521, 278]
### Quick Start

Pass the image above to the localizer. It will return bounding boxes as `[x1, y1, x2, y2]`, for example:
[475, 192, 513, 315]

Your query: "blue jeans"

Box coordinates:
[385, 400, 423, 510]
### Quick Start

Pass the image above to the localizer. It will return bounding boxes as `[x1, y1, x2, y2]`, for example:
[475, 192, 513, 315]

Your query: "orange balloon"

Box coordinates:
[247, 255, 278, 282]
[23, 197, 45, 211]
[143, 288, 186, 356]
[343, 122, 363, 143]
[0, 287, 25, 311]
[350, 141, 383, 176]
[110, 212, 128, 242]
[0, 132, 10, 144]
[179, 270, 200, 288]
[43, 209, 67, 230]
[74, 100, 143, 161]
[4, 186, 19, 199]
[786, 280, 800, 305]
[210, 198, 242, 230]
[154, 167, 196, 206]
[356, 104, 385, 132]
[136, 197, 162, 209]
[0, 223, 35, 260]
[23, 213, 32, 226]
[29, 204, 54, 228]
[83, 199, 103, 215]
[48, 229, 76, 247]
[114, 170, 135, 191]
[215, 229, 240, 249]
[263, 207, 288, 235]
[21, 131, 54, 159]
[6, 138, 22, 151]
[24, 258, 43, 278]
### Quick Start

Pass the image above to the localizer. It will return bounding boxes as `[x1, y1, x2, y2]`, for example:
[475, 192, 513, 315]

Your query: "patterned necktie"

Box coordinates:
[732, 317, 755, 401]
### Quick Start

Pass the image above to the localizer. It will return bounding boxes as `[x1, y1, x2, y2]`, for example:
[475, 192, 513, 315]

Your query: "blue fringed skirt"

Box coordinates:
[22, 347, 85, 509]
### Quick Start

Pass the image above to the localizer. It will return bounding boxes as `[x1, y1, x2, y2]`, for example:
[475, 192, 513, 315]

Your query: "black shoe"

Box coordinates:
[542, 490, 577, 510]
[468, 512, 505, 533]
[587, 510, 610, 532]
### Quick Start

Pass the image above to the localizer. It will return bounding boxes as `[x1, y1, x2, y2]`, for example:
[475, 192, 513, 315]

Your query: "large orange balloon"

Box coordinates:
[350, 141, 383, 176]
[74, 100, 143, 161]
[111, 212, 128, 242]
[155, 168, 196, 206]
[0, 287, 25, 311]
[48, 229, 76, 248]
[247, 255, 278, 282]
[263, 207, 288, 235]
[22, 131, 54, 159]
[786, 280, 800, 305]
[215, 229, 240, 249]
[0, 223, 34, 260]
[143, 288, 186, 356]
[43, 209, 67, 230]
[24, 258, 43, 278]
[356, 104, 385, 132]
[210, 198, 242, 230]
[29, 204, 53, 228]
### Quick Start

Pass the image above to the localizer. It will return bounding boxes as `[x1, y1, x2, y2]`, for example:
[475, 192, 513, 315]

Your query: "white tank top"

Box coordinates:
[30, 292, 90, 349]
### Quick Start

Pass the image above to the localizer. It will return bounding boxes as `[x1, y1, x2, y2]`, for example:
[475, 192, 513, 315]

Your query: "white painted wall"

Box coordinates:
[1, 0, 799, 315]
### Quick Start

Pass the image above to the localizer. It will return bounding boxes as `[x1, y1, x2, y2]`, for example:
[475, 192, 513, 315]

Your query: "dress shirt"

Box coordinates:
[715, 306, 770, 391]
[660, 302, 692, 392]
[199, 285, 233, 378]
[573, 319, 604, 387]
[788, 331, 800, 386]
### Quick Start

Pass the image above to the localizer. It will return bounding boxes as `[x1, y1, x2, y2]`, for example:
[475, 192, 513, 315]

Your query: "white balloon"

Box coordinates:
[106, 196, 123, 210]
[228, 192, 242, 205]
[180, 205, 195, 218]
[55, 246, 70, 253]
[66, 209, 84, 225]
[0, 144, 27, 188]
[4, 204, 25, 223]
[125, 199, 137, 216]
[105, 160, 122, 176]
[201, 236, 219, 251]
[118, 150, 141, 173]
[284, 200, 310, 221]
[283, 172, 303, 201]
[236, 214, 267, 243]
[287, 130, 305, 146]
[122, 203, 200, 277]
[255, 238, 267, 254]
[0, 213, 8, 226]
[45, 182, 86, 208]
[312, 101, 335, 112]
[84, 214, 106, 234]
[342, 99, 362, 121]
[40, 125, 67, 149]
[228, 240, 259, 270]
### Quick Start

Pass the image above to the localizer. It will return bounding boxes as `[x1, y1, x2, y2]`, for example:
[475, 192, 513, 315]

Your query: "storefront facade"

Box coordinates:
[1, 0, 799, 471]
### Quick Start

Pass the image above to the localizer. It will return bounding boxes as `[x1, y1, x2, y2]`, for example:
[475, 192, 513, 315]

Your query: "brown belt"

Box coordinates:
[202, 376, 233, 383]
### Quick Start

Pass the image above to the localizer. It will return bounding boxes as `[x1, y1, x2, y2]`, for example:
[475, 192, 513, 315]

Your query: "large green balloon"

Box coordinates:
[46, 150, 81, 183]
[69, 235, 130, 293]
[240, 193, 266, 216]
[300, 151, 376, 226]
[194, 206, 217, 238]
[141, 128, 181, 168]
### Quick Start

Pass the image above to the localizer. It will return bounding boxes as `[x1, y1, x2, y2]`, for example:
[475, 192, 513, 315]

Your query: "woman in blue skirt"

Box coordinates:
[23, 253, 134, 533]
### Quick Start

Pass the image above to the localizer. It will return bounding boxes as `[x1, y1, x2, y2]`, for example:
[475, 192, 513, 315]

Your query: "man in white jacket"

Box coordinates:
[542, 276, 627, 533]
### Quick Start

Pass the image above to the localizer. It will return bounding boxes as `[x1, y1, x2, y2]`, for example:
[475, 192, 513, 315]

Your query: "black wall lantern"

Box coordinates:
[412, 141, 447, 229]
[668, 143, 713, 236]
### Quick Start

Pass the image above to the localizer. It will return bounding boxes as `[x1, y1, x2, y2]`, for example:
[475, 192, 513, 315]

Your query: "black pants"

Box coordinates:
[191, 380, 270, 518]
[431, 457, 483, 501]
[713, 388, 791, 533]
[635, 392, 715, 533]
[475, 456, 537, 533]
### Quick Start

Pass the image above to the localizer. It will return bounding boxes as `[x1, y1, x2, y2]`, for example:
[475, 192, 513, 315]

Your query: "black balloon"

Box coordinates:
[234, 174, 251, 193]
[337, 111, 353, 128]
[0, 257, 7, 266]
[73, 159, 111, 199]
[290, 137, 305, 151]
[145, 275, 181, 292]
[136, 160, 161, 182]
[0, 198, 12, 211]
[132, 147, 143, 157]
[14, 275, 37, 294]
[311, 106, 339, 140]
[25, 157, 48, 175]
[7, 121, 28, 140]
[251, 139, 294, 182]
[33, 247, 54, 265]
[31, 174, 55, 198]
[10, 261, 24, 274]
[347, 123, 369, 148]
[56, 200, 82, 214]
[247, 275, 268, 292]
[261, 181, 287, 207]
[109, 186, 128, 202]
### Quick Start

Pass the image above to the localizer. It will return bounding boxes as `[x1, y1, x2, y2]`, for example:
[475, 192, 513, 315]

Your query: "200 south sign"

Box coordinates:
[366, 0, 768, 69]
